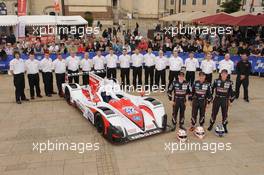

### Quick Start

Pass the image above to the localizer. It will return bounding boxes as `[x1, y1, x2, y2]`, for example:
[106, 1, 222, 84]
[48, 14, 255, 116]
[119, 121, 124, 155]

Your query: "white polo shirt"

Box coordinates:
[105, 54, 118, 68]
[9, 58, 25, 75]
[25, 59, 40, 74]
[131, 53, 144, 67]
[93, 55, 106, 70]
[168, 56, 183, 71]
[185, 57, 199, 72]
[40, 57, 53, 73]
[155, 56, 167, 71]
[66, 56, 80, 71]
[143, 53, 155, 67]
[119, 54, 131, 68]
[218, 59, 234, 74]
[200, 59, 216, 74]
[53, 59, 66, 74]
[80, 58, 93, 71]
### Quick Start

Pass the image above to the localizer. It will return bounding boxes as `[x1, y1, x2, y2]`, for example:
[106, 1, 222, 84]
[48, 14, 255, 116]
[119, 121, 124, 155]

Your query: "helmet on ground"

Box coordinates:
[194, 126, 205, 139]
[177, 129, 187, 142]
[215, 124, 225, 137]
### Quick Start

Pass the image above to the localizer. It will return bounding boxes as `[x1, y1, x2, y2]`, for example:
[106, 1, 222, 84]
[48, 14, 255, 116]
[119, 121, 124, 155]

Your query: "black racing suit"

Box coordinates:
[190, 81, 212, 127]
[208, 78, 235, 131]
[168, 80, 190, 129]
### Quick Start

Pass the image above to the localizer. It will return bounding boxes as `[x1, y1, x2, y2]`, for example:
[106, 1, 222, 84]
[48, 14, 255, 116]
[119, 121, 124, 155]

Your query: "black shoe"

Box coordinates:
[37, 95, 43, 98]
[244, 99, 249, 102]
[52, 91, 57, 94]
[223, 124, 228, 133]
[21, 98, 29, 101]
[16, 101, 22, 104]
[31, 97, 35, 100]
[207, 124, 214, 131]
[46, 94, 52, 97]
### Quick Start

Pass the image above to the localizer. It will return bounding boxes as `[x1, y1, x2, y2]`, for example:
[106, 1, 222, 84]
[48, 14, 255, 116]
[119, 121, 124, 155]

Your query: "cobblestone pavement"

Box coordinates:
[0, 72, 263, 175]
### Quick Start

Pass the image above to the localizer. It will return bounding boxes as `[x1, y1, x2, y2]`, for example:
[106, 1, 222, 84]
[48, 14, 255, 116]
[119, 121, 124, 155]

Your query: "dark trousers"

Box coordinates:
[27, 73, 41, 97]
[68, 70, 79, 84]
[56, 73, 65, 95]
[145, 66, 154, 87]
[155, 69, 166, 87]
[121, 68, 130, 86]
[172, 98, 186, 127]
[82, 71, 89, 85]
[205, 73, 213, 84]
[42, 72, 53, 96]
[132, 67, 142, 87]
[168, 70, 179, 87]
[13, 73, 26, 102]
[235, 76, 249, 100]
[107, 68, 117, 79]
[210, 97, 229, 125]
[191, 98, 207, 126]
[186, 71, 195, 86]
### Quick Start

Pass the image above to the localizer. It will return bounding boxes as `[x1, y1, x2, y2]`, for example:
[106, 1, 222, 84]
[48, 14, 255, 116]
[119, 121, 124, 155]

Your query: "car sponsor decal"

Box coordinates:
[132, 116, 142, 121]
[123, 107, 136, 115]
[130, 130, 161, 140]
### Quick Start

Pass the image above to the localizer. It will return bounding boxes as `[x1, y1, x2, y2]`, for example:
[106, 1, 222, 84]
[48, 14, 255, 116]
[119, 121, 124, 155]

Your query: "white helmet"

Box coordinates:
[177, 129, 187, 142]
[215, 124, 225, 137]
[194, 126, 205, 139]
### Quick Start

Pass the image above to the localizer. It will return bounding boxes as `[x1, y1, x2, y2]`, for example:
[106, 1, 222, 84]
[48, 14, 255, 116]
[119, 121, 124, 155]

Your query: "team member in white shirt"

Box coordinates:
[80, 52, 93, 85]
[105, 48, 118, 79]
[66, 51, 80, 84]
[168, 51, 183, 86]
[218, 53, 234, 79]
[25, 52, 42, 99]
[9, 51, 28, 104]
[131, 48, 144, 87]
[200, 52, 216, 84]
[184, 52, 199, 86]
[118, 48, 131, 87]
[154, 50, 167, 87]
[143, 47, 155, 88]
[93, 50, 106, 78]
[53, 52, 67, 97]
[40, 52, 54, 97]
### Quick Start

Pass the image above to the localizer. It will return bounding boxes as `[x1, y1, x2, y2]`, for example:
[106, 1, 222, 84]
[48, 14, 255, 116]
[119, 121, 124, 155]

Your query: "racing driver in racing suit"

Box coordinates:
[207, 69, 236, 133]
[189, 71, 212, 132]
[167, 72, 191, 131]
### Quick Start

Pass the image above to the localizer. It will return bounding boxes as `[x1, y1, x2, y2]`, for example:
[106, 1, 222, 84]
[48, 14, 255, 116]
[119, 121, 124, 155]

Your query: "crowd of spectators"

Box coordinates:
[0, 24, 264, 61]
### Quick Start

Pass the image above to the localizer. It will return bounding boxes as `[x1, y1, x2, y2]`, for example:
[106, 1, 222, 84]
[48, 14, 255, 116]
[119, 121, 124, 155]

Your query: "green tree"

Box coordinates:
[221, 0, 242, 13]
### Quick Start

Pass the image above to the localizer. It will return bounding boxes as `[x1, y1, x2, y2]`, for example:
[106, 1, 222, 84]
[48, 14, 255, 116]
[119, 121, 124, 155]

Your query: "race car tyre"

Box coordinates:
[95, 113, 105, 134]
[64, 87, 71, 104]
[162, 114, 167, 131]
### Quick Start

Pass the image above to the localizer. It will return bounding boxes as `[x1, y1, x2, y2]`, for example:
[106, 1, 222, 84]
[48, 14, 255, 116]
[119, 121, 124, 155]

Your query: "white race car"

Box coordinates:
[62, 72, 169, 143]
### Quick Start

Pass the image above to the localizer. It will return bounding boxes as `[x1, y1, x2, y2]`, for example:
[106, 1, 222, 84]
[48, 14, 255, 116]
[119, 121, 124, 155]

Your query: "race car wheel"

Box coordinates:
[64, 87, 71, 104]
[95, 113, 105, 134]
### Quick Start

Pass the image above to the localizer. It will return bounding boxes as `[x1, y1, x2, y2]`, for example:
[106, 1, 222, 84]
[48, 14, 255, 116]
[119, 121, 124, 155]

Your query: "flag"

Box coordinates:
[17, 0, 27, 16]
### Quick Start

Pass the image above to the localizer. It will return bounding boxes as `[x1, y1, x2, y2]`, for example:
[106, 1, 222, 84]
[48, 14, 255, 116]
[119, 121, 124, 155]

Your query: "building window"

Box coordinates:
[192, 0, 196, 5]
[217, 0, 221, 5]
[182, 0, 186, 5]
[170, 9, 174, 14]
[202, 0, 206, 5]
[171, 0, 174, 5]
